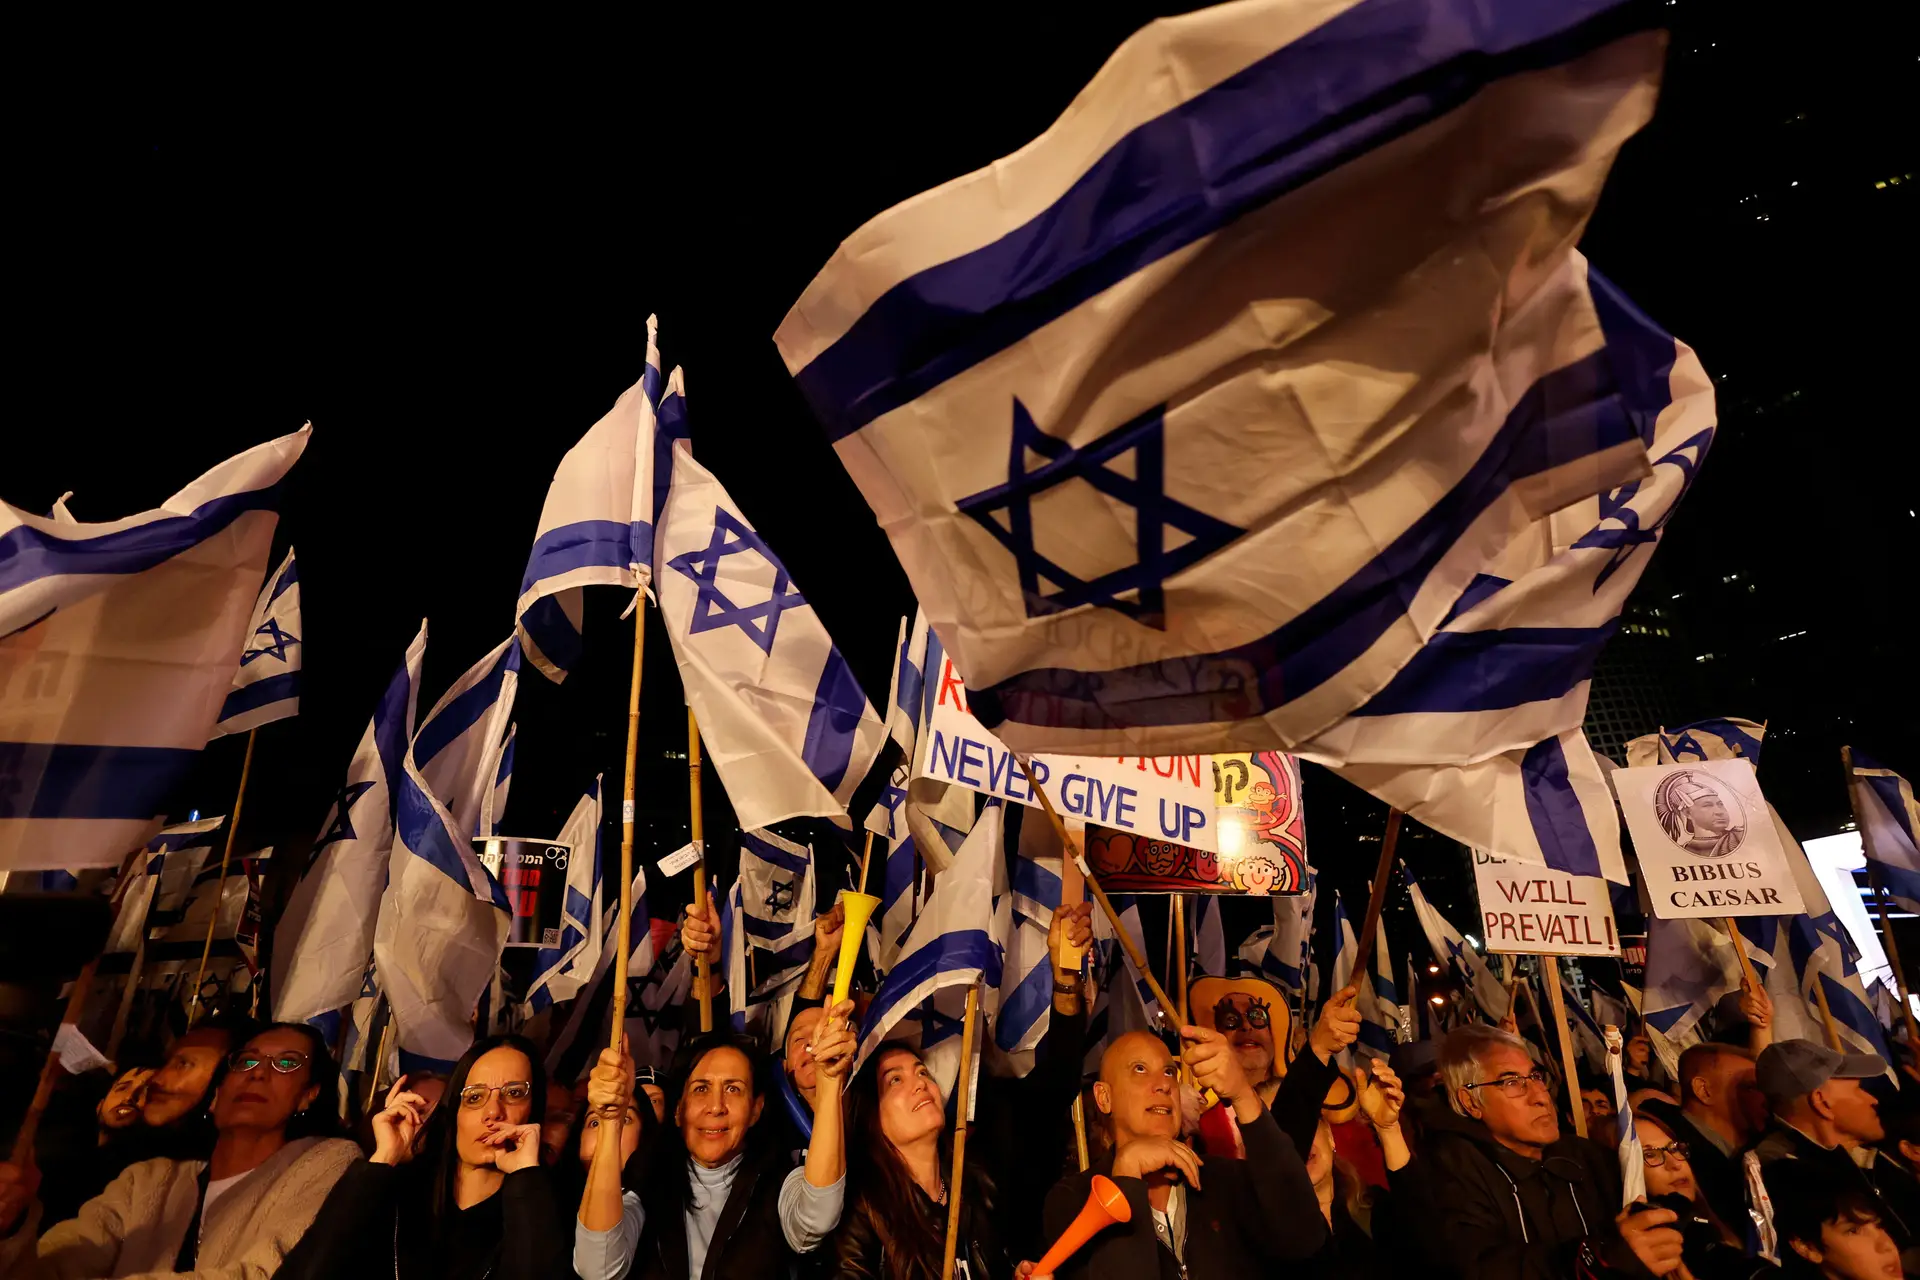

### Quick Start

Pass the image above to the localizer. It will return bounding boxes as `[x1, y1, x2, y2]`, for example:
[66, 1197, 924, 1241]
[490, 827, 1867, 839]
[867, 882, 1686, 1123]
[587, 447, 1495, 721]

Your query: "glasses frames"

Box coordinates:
[1643, 1142, 1691, 1167]
[458, 1080, 535, 1109]
[1212, 1003, 1272, 1032]
[1464, 1067, 1553, 1099]
[228, 1050, 310, 1076]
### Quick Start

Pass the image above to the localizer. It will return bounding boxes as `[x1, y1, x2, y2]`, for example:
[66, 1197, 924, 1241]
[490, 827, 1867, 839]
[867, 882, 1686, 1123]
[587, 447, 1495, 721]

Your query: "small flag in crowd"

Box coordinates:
[272, 623, 426, 1025]
[1, 427, 308, 871]
[1404, 861, 1510, 1021]
[522, 776, 606, 1016]
[211, 546, 302, 737]
[516, 317, 668, 681]
[1329, 894, 1400, 1061]
[994, 807, 1064, 1066]
[1605, 1025, 1646, 1207]
[1849, 751, 1920, 914]
[738, 828, 818, 997]
[104, 816, 226, 955]
[653, 429, 887, 832]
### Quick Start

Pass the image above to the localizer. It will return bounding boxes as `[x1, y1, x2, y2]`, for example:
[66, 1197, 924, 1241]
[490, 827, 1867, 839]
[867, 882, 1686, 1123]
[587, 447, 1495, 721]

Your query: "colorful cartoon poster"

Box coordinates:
[1086, 751, 1308, 894]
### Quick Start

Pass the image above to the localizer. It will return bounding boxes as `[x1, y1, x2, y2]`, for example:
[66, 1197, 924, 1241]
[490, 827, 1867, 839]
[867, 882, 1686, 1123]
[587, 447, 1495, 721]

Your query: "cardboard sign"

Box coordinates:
[1614, 759, 1806, 919]
[1086, 751, 1308, 894]
[476, 837, 572, 947]
[1471, 850, 1620, 956]
[915, 652, 1221, 851]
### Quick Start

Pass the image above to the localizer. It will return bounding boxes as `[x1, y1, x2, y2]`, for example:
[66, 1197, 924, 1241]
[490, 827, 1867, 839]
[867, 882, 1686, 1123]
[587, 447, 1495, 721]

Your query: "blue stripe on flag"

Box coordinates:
[0, 742, 199, 819]
[1520, 736, 1602, 878]
[649, 385, 689, 553]
[413, 646, 518, 768]
[395, 776, 509, 909]
[1358, 1021, 1395, 1053]
[996, 957, 1055, 1052]
[1645, 1005, 1690, 1035]
[801, 648, 867, 793]
[1355, 624, 1616, 716]
[1877, 861, 1920, 914]
[1011, 856, 1062, 909]
[1864, 771, 1919, 851]
[397, 1046, 457, 1075]
[517, 520, 634, 593]
[1588, 267, 1678, 442]
[269, 556, 299, 603]
[518, 595, 583, 678]
[882, 835, 917, 913]
[741, 830, 810, 875]
[794, 0, 1645, 439]
[864, 928, 1001, 1036]
[1437, 574, 1513, 630]
[894, 635, 925, 733]
[744, 915, 801, 941]
[218, 670, 300, 721]
[972, 346, 1646, 735]
[0, 482, 288, 597]
[1820, 973, 1891, 1057]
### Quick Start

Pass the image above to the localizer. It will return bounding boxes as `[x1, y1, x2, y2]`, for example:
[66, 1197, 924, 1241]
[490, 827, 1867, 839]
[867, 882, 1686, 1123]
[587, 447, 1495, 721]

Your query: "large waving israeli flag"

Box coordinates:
[1, 428, 308, 871]
[523, 775, 605, 1015]
[515, 316, 669, 682]
[654, 438, 888, 832]
[1849, 752, 1920, 914]
[272, 623, 425, 1025]
[779, 0, 1670, 769]
[373, 638, 518, 1068]
[1625, 718, 1766, 769]
[1404, 861, 1509, 1021]
[211, 547, 302, 737]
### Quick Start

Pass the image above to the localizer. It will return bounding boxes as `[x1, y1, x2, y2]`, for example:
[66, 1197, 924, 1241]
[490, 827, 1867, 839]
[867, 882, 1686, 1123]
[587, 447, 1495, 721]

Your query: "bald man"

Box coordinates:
[1038, 1028, 1326, 1280]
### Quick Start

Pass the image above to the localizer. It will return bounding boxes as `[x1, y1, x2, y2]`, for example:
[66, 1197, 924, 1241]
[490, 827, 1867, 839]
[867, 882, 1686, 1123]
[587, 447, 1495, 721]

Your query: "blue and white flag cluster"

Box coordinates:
[1850, 751, 1920, 915]
[654, 432, 887, 831]
[993, 807, 1064, 1067]
[272, 623, 425, 1025]
[212, 547, 302, 737]
[1, 428, 308, 871]
[1640, 913, 1740, 1074]
[1626, 718, 1766, 770]
[522, 776, 606, 1016]
[738, 828, 817, 997]
[104, 816, 227, 956]
[516, 317, 672, 681]
[778, 1, 1689, 885]
[1404, 861, 1510, 1021]
[1331, 892, 1402, 1059]
[1238, 862, 1317, 1002]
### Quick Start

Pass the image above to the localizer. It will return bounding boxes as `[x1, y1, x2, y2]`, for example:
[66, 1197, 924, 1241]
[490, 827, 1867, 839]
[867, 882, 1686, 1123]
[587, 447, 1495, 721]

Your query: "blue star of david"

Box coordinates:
[765, 878, 796, 912]
[241, 618, 300, 666]
[311, 780, 377, 862]
[667, 508, 808, 654]
[955, 399, 1242, 627]
[912, 1000, 968, 1049]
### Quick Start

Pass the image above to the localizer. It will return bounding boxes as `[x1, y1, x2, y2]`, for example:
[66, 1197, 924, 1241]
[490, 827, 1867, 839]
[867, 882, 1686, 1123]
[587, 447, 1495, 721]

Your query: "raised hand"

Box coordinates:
[1358, 1060, 1405, 1130]
[1181, 1024, 1254, 1119]
[371, 1076, 431, 1166]
[588, 1036, 635, 1117]
[1618, 1205, 1685, 1276]
[1626, 1033, 1652, 1074]
[812, 999, 858, 1081]
[681, 897, 719, 960]
[1310, 987, 1362, 1062]
[814, 900, 845, 954]
[481, 1123, 544, 1174]
[1738, 980, 1773, 1031]
[1048, 902, 1093, 977]
[1112, 1136, 1204, 1189]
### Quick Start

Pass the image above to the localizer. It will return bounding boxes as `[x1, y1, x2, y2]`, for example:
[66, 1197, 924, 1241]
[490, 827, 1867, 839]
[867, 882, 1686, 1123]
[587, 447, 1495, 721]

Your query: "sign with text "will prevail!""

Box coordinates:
[1471, 849, 1621, 956]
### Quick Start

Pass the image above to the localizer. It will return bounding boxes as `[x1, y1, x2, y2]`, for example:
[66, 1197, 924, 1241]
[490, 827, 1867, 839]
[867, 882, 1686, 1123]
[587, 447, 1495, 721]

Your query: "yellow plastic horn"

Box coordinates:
[832, 891, 881, 1007]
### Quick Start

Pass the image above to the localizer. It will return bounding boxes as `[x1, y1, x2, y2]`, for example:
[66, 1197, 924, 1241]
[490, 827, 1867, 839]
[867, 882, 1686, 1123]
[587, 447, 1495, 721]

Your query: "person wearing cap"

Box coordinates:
[1189, 974, 1361, 1159]
[1748, 1039, 1919, 1264]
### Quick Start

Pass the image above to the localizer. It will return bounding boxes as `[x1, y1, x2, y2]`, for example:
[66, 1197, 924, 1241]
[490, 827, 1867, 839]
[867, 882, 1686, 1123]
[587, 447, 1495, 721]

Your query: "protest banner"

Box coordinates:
[914, 651, 1220, 851]
[1471, 849, 1620, 956]
[1085, 751, 1308, 894]
[1614, 759, 1806, 919]
[476, 837, 572, 947]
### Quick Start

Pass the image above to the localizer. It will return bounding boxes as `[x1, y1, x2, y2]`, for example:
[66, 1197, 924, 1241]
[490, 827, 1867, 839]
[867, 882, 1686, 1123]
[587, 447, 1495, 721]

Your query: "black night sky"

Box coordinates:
[6, 2, 1915, 967]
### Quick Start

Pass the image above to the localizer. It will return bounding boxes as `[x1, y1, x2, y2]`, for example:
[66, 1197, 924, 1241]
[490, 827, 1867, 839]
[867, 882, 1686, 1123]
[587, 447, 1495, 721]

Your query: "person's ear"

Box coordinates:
[750, 1095, 765, 1127]
[1092, 1082, 1114, 1117]
[1899, 1138, 1920, 1165]
[1458, 1088, 1484, 1120]
[1786, 1237, 1820, 1266]
[296, 1083, 321, 1115]
[1687, 1075, 1711, 1108]
[1808, 1085, 1836, 1121]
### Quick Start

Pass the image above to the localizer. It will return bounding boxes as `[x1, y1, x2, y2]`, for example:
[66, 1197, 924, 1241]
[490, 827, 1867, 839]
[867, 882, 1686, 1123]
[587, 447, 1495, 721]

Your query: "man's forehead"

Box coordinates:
[1478, 1045, 1534, 1073]
[1102, 1032, 1172, 1078]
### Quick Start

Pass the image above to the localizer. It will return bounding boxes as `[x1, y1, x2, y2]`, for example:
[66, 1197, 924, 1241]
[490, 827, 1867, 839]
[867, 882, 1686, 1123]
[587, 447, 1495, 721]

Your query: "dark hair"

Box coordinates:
[411, 1034, 547, 1248]
[844, 1044, 993, 1280]
[226, 1022, 344, 1141]
[1772, 1161, 1886, 1249]
[1674, 1041, 1750, 1107]
[638, 1031, 773, 1216]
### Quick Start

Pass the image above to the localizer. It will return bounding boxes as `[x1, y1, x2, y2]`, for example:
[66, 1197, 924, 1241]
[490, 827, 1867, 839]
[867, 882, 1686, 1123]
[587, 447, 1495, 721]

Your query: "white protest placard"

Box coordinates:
[913, 651, 1221, 852]
[1471, 850, 1620, 956]
[1615, 758, 1806, 919]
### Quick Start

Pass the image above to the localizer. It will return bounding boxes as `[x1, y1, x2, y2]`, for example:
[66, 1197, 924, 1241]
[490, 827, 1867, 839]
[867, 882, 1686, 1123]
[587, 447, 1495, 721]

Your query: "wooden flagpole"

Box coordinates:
[1540, 955, 1587, 1139]
[187, 727, 258, 1029]
[1070, 1095, 1090, 1172]
[14, 839, 152, 1164]
[1171, 896, 1189, 1025]
[856, 828, 878, 897]
[941, 984, 981, 1280]
[608, 603, 646, 1044]
[1844, 746, 1920, 1052]
[1349, 810, 1403, 982]
[688, 707, 714, 1033]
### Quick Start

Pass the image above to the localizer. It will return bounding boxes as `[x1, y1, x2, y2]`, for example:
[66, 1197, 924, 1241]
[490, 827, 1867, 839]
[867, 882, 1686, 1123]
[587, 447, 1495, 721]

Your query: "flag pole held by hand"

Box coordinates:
[940, 984, 981, 1280]
[609, 602, 645, 1045]
[188, 727, 258, 1028]
[1349, 809, 1402, 982]
[687, 706, 713, 1033]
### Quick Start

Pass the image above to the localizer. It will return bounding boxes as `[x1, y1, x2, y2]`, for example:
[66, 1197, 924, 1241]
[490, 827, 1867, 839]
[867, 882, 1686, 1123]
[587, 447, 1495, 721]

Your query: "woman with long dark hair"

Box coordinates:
[277, 1032, 572, 1280]
[829, 901, 1092, 1280]
[0, 1021, 360, 1277]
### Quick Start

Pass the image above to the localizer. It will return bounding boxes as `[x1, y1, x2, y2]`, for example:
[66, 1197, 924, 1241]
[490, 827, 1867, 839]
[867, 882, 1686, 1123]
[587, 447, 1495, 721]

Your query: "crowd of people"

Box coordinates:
[2, 898, 1917, 1280]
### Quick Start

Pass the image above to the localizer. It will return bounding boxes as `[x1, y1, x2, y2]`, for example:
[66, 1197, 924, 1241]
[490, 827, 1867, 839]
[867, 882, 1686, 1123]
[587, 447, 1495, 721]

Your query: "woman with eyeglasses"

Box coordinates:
[1633, 1110, 1778, 1279]
[0, 1023, 360, 1278]
[278, 1032, 573, 1280]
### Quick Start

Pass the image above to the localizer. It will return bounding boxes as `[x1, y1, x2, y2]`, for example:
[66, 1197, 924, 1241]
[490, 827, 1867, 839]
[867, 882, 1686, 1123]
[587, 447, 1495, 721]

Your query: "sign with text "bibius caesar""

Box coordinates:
[1614, 758, 1806, 920]
[1471, 850, 1620, 956]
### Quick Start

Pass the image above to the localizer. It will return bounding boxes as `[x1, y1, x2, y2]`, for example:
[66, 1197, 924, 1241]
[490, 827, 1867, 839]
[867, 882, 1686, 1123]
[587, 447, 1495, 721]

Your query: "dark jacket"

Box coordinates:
[632, 1141, 799, 1280]
[1749, 1119, 1916, 1249]
[1302, 1164, 1431, 1280]
[276, 1159, 572, 1280]
[830, 1166, 1001, 1280]
[1651, 1104, 1751, 1237]
[1411, 1105, 1650, 1279]
[1042, 1104, 1327, 1280]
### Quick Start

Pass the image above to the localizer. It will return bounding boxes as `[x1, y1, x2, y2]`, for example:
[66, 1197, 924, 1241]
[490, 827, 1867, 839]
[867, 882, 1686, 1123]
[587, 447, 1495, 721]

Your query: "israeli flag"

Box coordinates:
[779, 1, 1670, 767]
[211, 546, 302, 737]
[515, 317, 668, 682]
[993, 808, 1064, 1065]
[1, 428, 308, 871]
[272, 623, 425, 1025]
[1605, 1026, 1646, 1207]
[1641, 914, 1740, 1076]
[1850, 752, 1920, 914]
[653, 440, 887, 832]
[853, 801, 1004, 1080]
[373, 638, 518, 1069]
[481, 724, 516, 837]
[1238, 863, 1316, 999]
[1560, 976, 1608, 1072]
[544, 861, 658, 1071]
[1404, 861, 1510, 1021]
[522, 776, 605, 1016]
[1625, 718, 1766, 769]
[1332, 893, 1402, 1059]
[739, 828, 818, 996]
[105, 816, 226, 955]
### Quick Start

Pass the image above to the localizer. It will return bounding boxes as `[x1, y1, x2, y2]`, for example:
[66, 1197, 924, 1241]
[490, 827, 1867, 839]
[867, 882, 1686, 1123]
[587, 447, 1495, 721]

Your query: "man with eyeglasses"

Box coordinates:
[1190, 975, 1361, 1159]
[1413, 1024, 1686, 1277]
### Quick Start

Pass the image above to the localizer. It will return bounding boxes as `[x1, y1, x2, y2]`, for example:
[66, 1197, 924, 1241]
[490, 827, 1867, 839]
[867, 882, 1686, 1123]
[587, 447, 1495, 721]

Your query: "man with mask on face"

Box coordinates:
[1040, 1024, 1326, 1280]
[1416, 1024, 1684, 1277]
[1749, 1039, 1920, 1268]
[136, 1014, 258, 1158]
[1190, 975, 1361, 1158]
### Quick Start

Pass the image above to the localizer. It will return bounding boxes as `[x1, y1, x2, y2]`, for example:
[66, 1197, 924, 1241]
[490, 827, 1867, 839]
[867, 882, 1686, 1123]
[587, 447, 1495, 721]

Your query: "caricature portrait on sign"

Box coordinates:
[1652, 769, 1746, 858]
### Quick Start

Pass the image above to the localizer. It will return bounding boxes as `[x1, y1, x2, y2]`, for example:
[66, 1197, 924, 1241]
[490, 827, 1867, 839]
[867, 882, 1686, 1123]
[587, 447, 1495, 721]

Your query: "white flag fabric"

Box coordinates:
[1328, 894, 1400, 1062]
[211, 546, 302, 737]
[1850, 752, 1920, 913]
[105, 816, 226, 955]
[272, 623, 425, 1024]
[654, 445, 887, 831]
[481, 725, 516, 838]
[852, 802, 1004, 1080]
[523, 776, 605, 1015]
[1404, 861, 1510, 1021]
[1640, 913, 1741, 1077]
[994, 808, 1064, 1065]
[515, 317, 668, 681]
[1, 428, 308, 871]
[1605, 1025, 1646, 1207]
[739, 829, 818, 997]
[412, 637, 521, 852]
[779, 1, 1669, 770]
